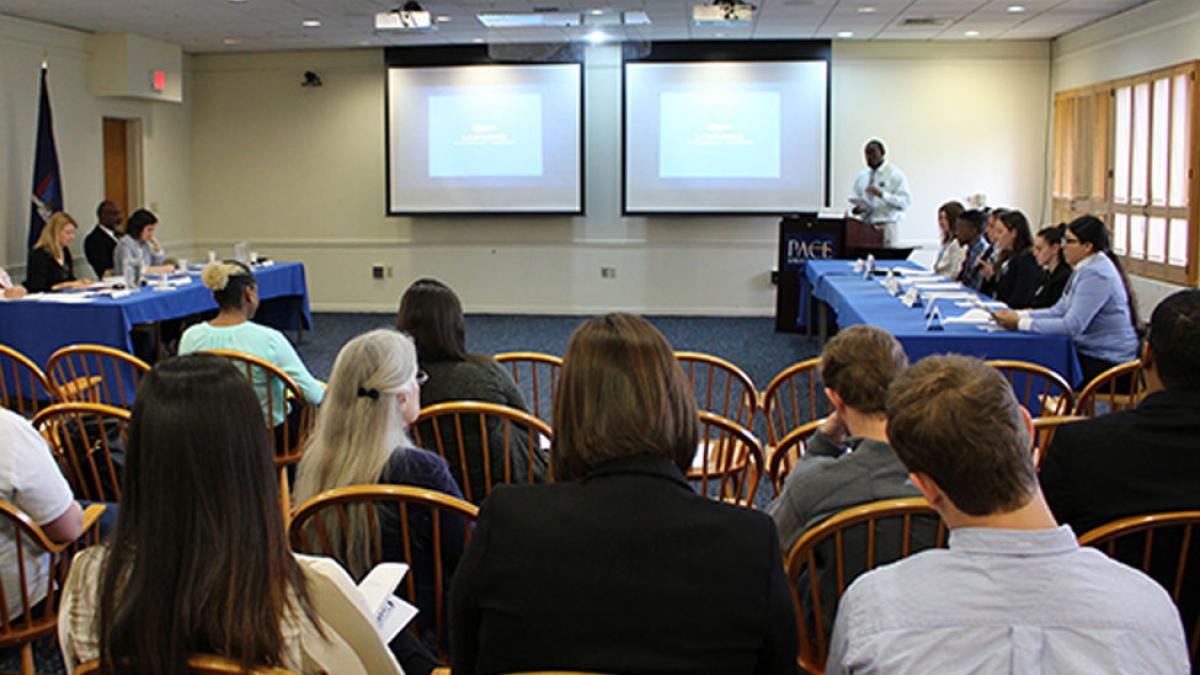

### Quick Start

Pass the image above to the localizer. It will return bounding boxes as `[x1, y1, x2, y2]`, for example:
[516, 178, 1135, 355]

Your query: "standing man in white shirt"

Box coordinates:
[849, 139, 911, 247]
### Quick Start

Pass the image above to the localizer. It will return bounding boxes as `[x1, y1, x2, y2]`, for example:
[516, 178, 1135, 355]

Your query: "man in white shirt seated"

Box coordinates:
[849, 139, 910, 247]
[826, 354, 1189, 674]
[0, 408, 83, 619]
[0, 265, 27, 299]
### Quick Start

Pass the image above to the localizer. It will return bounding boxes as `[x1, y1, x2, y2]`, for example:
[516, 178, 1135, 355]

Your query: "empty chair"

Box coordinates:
[1080, 511, 1200, 661]
[45, 344, 150, 409]
[0, 344, 53, 418]
[1073, 359, 1147, 416]
[290, 485, 478, 659]
[786, 497, 946, 673]
[32, 402, 130, 503]
[691, 412, 766, 506]
[986, 359, 1074, 417]
[675, 351, 758, 427]
[411, 401, 552, 504]
[493, 351, 562, 424]
[762, 358, 826, 448]
[0, 501, 104, 675]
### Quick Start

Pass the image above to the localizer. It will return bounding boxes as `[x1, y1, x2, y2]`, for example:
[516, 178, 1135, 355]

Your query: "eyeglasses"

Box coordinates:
[415, 370, 429, 386]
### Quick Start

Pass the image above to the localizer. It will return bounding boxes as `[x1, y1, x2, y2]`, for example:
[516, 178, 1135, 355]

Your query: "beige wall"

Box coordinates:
[190, 41, 1052, 314]
[1049, 0, 1200, 313]
[0, 14, 193, 278]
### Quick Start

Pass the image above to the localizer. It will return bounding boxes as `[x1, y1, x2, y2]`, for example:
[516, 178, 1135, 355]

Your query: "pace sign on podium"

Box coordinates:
[775, 213, 846, 332]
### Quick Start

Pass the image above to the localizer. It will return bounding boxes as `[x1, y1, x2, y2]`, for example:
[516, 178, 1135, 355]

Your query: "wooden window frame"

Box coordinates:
[1053, 61, 1199, 286]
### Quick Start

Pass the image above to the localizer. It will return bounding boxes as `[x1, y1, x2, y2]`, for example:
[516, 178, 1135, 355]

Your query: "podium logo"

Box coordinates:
[787, 236, 836, 266]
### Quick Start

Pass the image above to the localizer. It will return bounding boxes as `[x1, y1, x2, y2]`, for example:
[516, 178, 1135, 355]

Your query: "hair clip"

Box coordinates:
[357, 387, 380, 400]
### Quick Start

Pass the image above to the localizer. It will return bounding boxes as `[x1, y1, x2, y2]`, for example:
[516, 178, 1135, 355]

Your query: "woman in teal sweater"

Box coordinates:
[179, 261, 324, 446]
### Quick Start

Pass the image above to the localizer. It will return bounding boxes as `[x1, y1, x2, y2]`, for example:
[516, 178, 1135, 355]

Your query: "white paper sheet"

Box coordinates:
[943, 308, 996, 325]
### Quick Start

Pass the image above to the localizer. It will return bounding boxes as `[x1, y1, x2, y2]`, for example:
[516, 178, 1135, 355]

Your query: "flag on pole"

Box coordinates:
[29, 63, 64, 250]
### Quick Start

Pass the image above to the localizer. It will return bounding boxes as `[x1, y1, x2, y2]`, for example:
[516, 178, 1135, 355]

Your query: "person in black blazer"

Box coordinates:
[1040, 289, 1200, 535]
[987, 210, 1042, 309]
[25, 212, 87, 293]
[1030, 224, 1071, 309]
[450, 313, 798, 675]
[84, 200, 122, 278]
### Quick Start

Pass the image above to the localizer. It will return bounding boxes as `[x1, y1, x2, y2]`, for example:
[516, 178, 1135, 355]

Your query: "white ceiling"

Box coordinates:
[0, 0, 1150, 53]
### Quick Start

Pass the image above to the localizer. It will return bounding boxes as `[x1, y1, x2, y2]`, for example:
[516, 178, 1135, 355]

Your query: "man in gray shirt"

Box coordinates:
[827, 355, 1188, 674]
[768, 324, 917, 553]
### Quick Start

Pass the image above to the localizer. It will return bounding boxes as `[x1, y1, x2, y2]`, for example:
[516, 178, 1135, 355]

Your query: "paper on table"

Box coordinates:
[912, 282, 963, 291]
[923, 291, 981, 301]
[33, 293, 94, 303]
[943, 308, 996, 325]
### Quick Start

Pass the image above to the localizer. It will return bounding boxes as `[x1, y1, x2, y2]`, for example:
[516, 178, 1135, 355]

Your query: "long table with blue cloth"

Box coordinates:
[0, 261, 312, 398]
[805, 259, 1083, 389]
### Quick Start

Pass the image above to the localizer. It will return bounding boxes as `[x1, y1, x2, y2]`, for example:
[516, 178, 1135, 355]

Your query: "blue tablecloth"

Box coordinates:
[0, 262, 312, 372]
[810, 264, 1083, 388]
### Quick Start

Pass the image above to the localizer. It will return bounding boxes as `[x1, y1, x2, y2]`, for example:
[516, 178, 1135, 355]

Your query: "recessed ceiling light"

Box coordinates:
[964, 29, 980, 36]
[358, 40, 371, 45]
[1006, 4, 1026, 11]
[586, 30, 607, 43]
[857, 6, 876, 13]
[472, 37, 485, 43]
[589, 8, 605, 14]
[222, 37, 241, 45]
[301, 18, 321, 27]
[715, 32, 726, 37]
[436, 15, 451, 22]
[837, 30, 854, 37]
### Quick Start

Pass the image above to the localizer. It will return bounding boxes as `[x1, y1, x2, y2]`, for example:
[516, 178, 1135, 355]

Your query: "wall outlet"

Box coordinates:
[601, 266, 617, 279]
[371, 264, 385, 279]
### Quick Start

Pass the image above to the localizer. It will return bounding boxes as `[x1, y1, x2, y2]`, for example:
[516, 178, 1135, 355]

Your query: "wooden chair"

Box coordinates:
[74, 654, 298, 674]
[290, 485, 478, 661]
[1073, 359, 1147, 416]
[676, 352, 758, 428]
[494, 351, 562, 424]
[45, 344, 150, 409]
[762, 358, 826, 448]
[206, 349, 316, 515]
[690, 412, 766, 507]
[32, 403, 131, 503]
[0, 344, 53, 418]
[0, 501, 105, 675]
[1080, 511, 1200, 661]
[766, 420, 823, 497]
[1030, 415, 1086, 468]
[785, 497, 946, 674]
[987, 360, 1074, 417]
[411, 401, 553, 504]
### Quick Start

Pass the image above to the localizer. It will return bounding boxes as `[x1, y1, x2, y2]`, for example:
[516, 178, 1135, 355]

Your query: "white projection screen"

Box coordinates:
[624, 60, 828, 213]
[387, 63, 583, 214]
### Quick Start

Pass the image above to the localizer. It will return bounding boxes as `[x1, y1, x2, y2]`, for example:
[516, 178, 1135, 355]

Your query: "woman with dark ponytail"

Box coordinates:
[993, 215, 1140, 385]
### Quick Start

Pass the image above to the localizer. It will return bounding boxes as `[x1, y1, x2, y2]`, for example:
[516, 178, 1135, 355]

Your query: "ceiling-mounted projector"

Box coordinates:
[693, 0, 755, 24]
[376, 1, 433, 30]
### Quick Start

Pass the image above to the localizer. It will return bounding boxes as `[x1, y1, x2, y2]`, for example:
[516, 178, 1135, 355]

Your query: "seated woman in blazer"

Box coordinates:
[25, 212, 89, 293]
[993, 215, 1141, 385]
[1030, 223, 1071, 309]
[987, 209, 1042, 309]
[450, 313, 798, 674]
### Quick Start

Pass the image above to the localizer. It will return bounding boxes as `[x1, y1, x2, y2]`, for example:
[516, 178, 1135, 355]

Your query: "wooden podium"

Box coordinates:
[844, 217, 885, 254]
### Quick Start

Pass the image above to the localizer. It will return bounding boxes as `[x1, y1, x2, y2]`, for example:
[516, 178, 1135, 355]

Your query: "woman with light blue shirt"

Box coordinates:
[113, 209, 173, 277]
[993, 215, 1140, 386]
[179, 260, 324, 447]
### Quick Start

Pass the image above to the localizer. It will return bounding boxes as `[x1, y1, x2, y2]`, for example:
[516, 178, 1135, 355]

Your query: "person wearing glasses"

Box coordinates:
[992, 215, 1140, 385]
[294, 329, 465, 665]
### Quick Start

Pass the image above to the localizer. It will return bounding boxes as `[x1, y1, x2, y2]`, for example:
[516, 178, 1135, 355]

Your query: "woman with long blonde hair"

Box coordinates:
[26, 212, 89, 292]
[295, 329, 466, 650]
